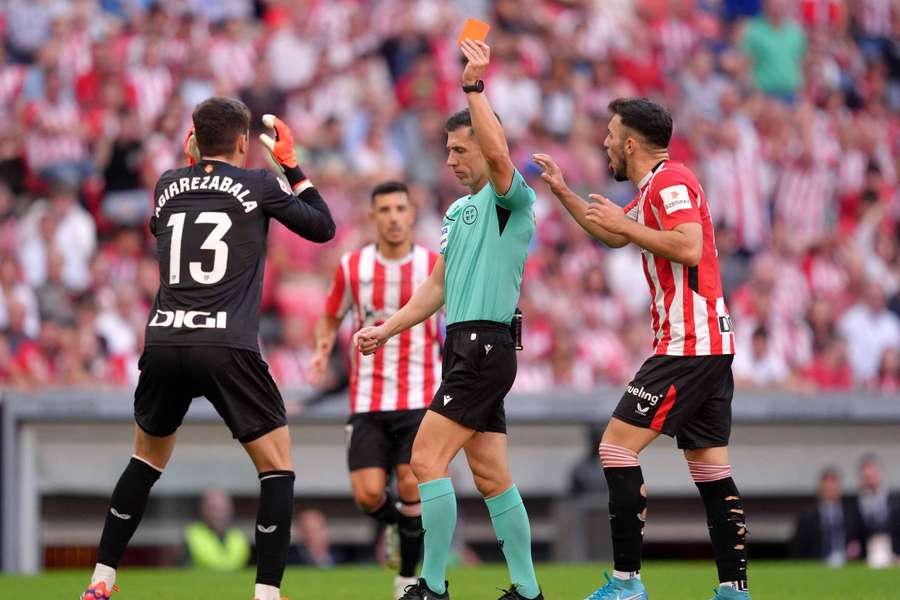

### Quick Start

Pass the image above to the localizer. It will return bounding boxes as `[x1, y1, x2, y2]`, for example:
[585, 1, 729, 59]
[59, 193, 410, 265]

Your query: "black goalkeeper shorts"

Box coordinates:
[613, 354, 734, 450]
[134, 345, 286, 443]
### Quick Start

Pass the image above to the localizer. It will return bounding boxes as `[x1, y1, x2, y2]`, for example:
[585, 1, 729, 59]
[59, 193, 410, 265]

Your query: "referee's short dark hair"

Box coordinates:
[445, 108, 502, 134]
[371, 180, 409, 204]
[608, 97, 673, 150]
[192, 96, 251, 158]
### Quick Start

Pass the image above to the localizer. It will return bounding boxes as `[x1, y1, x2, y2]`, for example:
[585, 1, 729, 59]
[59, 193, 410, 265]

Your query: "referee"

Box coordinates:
[356, 40, 542, 600]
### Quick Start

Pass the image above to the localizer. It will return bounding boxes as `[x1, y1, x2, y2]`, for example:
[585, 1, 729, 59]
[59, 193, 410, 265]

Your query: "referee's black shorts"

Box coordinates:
[134, 345, 287, 443]
[429, 321, 516, 434]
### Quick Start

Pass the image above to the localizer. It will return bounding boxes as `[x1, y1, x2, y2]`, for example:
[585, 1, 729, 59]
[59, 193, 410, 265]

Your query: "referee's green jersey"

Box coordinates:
[440, 168, 535, 326]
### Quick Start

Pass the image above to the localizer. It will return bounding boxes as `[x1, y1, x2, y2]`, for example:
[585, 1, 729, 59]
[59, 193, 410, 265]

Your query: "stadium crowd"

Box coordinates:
[0, 0, 898, 397]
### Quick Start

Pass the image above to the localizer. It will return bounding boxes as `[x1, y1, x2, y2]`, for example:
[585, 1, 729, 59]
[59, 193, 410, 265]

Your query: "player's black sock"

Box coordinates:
[96, 456, 162, 568]
[398, 501, 424, 578]
[366, 491, 401, 525]
[255, 470, 295, 587]
[696, 477, 749, 587]
[599, 443, 645, 573]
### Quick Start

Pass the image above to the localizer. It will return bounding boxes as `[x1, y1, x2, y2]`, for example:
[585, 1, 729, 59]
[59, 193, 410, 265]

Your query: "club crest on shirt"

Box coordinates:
[462, 205, 478, 224]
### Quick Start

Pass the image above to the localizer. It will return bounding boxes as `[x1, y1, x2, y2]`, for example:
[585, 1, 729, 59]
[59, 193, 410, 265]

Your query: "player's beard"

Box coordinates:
[609, 146, 629, 182]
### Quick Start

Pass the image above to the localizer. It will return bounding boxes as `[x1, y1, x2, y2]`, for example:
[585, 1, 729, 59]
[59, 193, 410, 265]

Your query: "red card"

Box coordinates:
[458, 18, 491, 44]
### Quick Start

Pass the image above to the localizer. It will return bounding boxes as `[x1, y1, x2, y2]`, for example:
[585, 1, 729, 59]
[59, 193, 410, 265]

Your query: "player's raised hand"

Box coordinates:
[460, 39, 490, 86]
[354, 325, 389, 356]
[532, 153, 569, 196]
[586, 194, 629, 235]
[184, 126, 200, 166]
[259, 114, 298, 170]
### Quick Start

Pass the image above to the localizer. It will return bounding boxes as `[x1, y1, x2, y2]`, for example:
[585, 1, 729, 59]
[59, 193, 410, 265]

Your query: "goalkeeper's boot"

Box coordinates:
[497, 583, 544, 599]
[708, 586, 750, 600]
[81, 581, 119, 600]
[398, 578, 450, 599]
[585, 572, 648, 600]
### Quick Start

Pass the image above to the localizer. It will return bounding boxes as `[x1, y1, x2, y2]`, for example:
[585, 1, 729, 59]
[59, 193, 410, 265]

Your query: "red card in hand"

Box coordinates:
[458, 18, 490, 44]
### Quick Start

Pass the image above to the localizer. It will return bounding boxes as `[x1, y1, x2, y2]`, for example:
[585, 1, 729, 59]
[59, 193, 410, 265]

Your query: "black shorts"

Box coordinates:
[134, 345, 286, 443]
[429, 321, 516, 434]
[613, 354, 734, 450]
[346, 408, 427, 472]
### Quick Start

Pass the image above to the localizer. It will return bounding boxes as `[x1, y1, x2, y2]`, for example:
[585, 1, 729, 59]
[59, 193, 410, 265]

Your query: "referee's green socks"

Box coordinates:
[419, 477, 457, 595]
[486, 485, 541, 599]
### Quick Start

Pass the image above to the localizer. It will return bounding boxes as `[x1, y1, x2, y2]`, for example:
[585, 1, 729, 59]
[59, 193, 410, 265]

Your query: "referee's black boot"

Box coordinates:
[398, 578, 449, 600]
[496, 584, 543, 600]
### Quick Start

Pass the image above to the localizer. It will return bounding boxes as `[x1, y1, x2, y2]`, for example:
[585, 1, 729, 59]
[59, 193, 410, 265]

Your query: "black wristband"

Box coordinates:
[283, 164, 310, 192]
[462, 80, 484, 94]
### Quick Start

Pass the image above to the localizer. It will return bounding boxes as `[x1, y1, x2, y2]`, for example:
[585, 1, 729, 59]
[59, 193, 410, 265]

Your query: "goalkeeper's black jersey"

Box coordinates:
[144, 159, 335, 352]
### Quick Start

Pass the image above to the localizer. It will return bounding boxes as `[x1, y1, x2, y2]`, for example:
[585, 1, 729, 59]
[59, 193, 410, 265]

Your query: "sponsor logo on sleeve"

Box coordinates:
[659, 184, 692, 215]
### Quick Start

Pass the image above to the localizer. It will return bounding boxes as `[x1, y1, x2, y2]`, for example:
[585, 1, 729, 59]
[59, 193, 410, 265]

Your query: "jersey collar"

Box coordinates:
[637, 159, 667, 190]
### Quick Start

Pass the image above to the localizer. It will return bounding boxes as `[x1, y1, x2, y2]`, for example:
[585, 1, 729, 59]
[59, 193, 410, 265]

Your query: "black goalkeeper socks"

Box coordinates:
[255, 471, 295, 587]
[96, 457, 162, 568]
[696, 477, 749, 585]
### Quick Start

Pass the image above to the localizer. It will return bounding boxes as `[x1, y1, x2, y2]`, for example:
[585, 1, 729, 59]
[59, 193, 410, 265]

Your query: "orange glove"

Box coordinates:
[259, 114, 298, 169]
[184, 127, 199, 166]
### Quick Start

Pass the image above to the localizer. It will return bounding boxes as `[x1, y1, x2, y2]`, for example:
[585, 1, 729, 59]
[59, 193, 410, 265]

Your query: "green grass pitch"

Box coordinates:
[2, 561, 897, 599]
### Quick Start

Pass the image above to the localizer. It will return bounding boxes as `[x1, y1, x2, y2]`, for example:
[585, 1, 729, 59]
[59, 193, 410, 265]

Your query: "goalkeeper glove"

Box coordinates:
[259, 114, 312, 193]
[184, 126, 200, 166]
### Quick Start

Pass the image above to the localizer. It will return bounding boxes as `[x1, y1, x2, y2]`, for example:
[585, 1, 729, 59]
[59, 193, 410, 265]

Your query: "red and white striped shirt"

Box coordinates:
[624, 161, 735, 357]
[23, 99, 87, 170]
[325, 244, 442, 414]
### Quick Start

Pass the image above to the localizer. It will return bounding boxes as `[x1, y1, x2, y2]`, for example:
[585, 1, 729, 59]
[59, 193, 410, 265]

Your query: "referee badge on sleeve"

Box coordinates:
[440, 225, 450, 252]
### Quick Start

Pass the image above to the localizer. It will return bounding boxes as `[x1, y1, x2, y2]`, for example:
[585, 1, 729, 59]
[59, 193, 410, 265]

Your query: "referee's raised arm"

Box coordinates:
[459, 39, 517, 200]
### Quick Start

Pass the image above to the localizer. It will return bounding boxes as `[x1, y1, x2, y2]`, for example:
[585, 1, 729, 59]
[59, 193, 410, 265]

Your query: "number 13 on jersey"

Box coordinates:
[166, 211, 232, 285]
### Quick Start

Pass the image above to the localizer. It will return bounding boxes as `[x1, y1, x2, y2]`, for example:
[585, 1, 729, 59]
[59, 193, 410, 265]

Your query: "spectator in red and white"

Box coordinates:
[0, 256, 40, 339]
[126, 37, 173, 126]
[52, 10, 93, 86]
[702, 84, 770, 252]
[804, 335, 854, 390]
[652, 0, 699, 75]
[772, 112, 838, 247]
[733, 326, 792, 389]
[23, 69, 92, 186]
[14, 317, 64, 386]
[838, 280, 900, 383]
[209, 18, 258, 94]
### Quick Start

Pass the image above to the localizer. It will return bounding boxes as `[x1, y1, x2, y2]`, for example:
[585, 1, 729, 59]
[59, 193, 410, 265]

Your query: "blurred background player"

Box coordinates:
[535, 98, 749, 600]
[356, 39, 543, 600]
[308, 180, 441, 599]
[80, 97, 335, 600]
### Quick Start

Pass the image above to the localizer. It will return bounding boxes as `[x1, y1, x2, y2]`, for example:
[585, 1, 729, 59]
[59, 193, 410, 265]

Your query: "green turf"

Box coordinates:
[3, 561, 897, 599]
